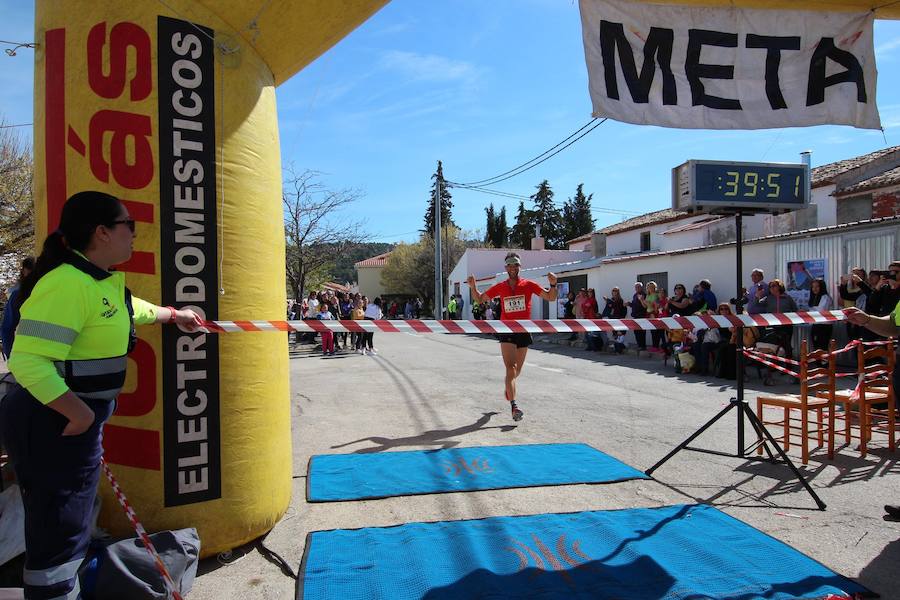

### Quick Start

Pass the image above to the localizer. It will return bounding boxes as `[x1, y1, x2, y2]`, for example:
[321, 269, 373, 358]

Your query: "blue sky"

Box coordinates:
[3, 1, 900, 244]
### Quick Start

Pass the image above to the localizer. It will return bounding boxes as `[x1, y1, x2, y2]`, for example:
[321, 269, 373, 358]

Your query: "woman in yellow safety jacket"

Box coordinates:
[0, 191, 202, 600]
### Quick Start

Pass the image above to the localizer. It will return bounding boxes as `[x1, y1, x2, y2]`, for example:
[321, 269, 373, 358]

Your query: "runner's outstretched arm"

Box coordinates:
[538, 272, 559, 302]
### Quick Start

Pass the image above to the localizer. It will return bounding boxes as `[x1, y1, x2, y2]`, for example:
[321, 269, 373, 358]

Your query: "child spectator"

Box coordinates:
[317, 302, 335, 356]
[613, 331, 627, 354]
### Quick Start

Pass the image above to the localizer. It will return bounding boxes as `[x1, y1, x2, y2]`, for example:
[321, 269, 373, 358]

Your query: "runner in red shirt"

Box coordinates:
[467, 252, 557, 421]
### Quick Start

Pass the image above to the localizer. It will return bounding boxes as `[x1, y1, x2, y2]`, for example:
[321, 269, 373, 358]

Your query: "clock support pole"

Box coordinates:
[646, 211, 826, 510]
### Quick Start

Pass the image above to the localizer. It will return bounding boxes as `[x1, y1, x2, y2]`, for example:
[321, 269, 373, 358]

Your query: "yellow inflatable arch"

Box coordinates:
[33, 0, 387, 557]
[30, 0, 895, 557]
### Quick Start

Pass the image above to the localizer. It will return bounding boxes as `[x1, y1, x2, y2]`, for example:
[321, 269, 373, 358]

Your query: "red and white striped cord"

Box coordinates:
[743, 336, 895, 386]
[100, 458, 184, 600]
[742, 349, 802, 378]
[201, 310, 853, 335]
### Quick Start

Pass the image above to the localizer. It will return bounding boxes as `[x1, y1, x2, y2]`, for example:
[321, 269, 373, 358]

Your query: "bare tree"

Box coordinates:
[380, 226, 477, 313]
[283, 167, 369, 301]
[0, 121, 35, 272]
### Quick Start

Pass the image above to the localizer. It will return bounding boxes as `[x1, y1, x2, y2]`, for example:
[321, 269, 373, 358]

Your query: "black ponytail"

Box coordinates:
[18, 191, 123, 305]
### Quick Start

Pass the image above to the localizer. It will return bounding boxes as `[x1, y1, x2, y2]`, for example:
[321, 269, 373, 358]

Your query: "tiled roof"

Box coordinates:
[811, 146, 900, 187]
[834, 165, 900, 196]
[354, 251, 392, 268]
[565, 233, 592, 244]
[321, 281, 352, 293]
[661, 216, 725, 235]
[600, 214, 900, 264]
[597, 208, 686, 235]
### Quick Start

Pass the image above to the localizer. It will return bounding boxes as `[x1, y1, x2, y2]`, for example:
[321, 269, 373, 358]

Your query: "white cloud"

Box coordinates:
[370, 20, 416, 37]
[875, 37, 900, 59]
[379, 50, 480, 84]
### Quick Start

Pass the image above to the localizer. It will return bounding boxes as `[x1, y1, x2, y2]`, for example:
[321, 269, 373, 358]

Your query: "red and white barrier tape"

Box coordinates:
[201, 310, 852, 335]
[745, 348, 801, 367]
[742, 350, 801, 378]
[101, 458, 184, 600]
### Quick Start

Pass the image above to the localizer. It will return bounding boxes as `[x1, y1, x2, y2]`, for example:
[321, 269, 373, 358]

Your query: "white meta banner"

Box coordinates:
[578, 0, 880, 130]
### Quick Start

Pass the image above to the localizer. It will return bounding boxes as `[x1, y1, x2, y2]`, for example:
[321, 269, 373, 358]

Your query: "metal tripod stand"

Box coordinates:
[645, 212, 826, 510]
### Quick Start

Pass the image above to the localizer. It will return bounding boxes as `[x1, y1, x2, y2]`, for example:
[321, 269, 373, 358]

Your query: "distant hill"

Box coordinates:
[329, 242, 395, 284]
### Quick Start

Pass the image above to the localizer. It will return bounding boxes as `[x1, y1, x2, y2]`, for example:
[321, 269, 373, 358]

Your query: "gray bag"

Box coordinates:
[89, 528, 200, 599]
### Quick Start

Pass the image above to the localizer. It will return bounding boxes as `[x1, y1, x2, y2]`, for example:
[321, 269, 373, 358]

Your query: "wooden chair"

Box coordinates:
[830, 340, 895, 458]
[756, 339, 836, 464]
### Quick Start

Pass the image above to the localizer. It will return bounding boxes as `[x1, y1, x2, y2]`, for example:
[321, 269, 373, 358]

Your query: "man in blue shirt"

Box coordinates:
[693, 279, 717, 313]
[744, 269, 768, 315]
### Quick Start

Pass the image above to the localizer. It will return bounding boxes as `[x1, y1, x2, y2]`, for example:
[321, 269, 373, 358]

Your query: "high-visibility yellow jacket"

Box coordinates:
[9, 253, 157, 404]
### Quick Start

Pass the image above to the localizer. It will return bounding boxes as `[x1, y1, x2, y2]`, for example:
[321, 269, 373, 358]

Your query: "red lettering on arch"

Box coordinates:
[117, 338, 157, 416]
[103, 425, 160, 470]
[87, 22, 152, 101]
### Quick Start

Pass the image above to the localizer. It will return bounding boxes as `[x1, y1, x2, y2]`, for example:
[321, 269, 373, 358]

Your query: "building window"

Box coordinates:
[640, 231, 651, 252]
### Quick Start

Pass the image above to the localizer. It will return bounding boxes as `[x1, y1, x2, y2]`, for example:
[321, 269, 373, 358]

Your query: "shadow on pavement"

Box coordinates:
[330, 412, 517, 454]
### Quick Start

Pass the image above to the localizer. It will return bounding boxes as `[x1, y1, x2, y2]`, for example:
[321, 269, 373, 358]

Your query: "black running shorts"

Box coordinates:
[496, 332, 533, 348]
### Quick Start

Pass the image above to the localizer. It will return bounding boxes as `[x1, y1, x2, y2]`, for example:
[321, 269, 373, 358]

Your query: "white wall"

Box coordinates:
[659, 228, 705, 251]
[811, 184, 837, 227]
[568, 239, 591, 252]
[357, 266, 386, 300]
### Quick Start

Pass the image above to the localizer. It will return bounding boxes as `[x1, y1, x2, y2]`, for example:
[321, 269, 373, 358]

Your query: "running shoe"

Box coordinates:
[510, 401, 524, 421]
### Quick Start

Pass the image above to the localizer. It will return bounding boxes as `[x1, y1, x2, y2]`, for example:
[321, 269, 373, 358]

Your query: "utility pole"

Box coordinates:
[434, 163, 443, 320]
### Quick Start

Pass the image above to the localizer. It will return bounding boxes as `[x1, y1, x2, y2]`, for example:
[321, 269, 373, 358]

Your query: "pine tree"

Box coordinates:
[484, 204, 497, 247]
[495, 206, 509, 248]
[509, 201, 534, 249]
[561, 183, 595, 244]
[530, 180, 563, 249]
[422, 160, 454, 237]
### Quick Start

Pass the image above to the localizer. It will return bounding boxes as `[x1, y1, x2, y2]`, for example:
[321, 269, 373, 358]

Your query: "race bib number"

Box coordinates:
[503, 295, 526, 314]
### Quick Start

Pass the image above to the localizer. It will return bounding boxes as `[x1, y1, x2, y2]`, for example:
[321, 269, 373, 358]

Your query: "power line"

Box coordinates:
[449, 181, 640, 217]
[0, 123, 32, 129]
[1, 39, 36, 57]
[448, 118, 608, 188]
[453, 118, 600, 186]
[449, 183, 528, 201]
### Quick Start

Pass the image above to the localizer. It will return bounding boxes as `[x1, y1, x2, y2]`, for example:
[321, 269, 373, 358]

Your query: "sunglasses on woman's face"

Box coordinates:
[110, 219, 136, 233]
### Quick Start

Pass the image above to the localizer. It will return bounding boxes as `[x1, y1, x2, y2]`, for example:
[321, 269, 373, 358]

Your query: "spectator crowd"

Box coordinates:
[286, 262, 899, 369]
[550, 261, 899, 384]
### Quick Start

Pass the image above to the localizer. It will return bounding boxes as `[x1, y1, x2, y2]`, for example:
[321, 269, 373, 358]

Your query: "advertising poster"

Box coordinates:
[786, 259, 827, 310]
[556, 281, 570, 318]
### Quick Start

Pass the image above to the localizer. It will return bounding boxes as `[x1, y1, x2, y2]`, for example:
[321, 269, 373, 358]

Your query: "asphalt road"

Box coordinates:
[188, 331, 900, 599]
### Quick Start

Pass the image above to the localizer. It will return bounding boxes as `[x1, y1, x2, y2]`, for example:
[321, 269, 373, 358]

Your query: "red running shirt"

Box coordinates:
[484, 278, 544, 320]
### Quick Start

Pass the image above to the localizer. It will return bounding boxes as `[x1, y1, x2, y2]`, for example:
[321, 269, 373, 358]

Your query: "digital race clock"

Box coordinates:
[672, 160, 810, 215]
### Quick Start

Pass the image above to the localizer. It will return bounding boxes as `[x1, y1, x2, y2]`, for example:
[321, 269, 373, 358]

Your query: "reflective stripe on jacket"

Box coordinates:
[9, 252, 157, 404]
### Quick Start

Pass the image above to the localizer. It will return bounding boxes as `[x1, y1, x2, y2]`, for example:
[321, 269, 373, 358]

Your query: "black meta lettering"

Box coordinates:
[599, 21, 676, 105]
[686, 29, 741, 110]
[807, 37, 867, 106]
[745, 34, 801, 110]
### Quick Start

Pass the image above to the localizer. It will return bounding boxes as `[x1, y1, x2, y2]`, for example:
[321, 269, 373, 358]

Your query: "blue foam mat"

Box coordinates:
[307, 443, 649, 502]
[298, 504, 871, 600]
